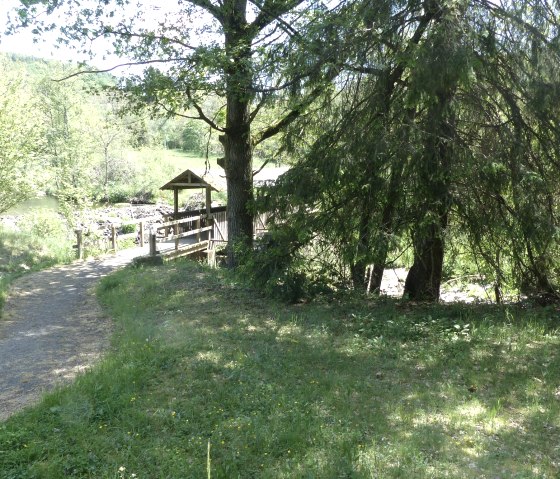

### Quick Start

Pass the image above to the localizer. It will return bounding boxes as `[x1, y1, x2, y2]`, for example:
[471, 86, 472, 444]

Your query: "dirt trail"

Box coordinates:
[0, 248, 144, 421]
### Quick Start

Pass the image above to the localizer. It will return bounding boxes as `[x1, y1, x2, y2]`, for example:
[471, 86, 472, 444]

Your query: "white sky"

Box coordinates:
[1, 2, 70, 59]
[0, 0, 171, 70]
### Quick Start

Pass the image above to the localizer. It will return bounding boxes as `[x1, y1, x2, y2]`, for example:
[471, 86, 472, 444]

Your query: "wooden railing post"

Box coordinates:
[75, 229, 83, 260]
[149, 227, 157, 256]
[174, 223, 179, 251]
[139, 221, 145, 246]
[207, 241, 216, 268]
[111, 225, 117, 251]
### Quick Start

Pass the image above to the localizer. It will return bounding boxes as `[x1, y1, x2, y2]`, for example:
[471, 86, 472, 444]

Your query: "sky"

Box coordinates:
[0, 1, 81, 62]
[0, 0, 160, 70]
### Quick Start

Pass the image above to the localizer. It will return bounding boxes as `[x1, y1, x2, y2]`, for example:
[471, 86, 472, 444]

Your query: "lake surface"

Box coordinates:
[5, 197, 60, 215]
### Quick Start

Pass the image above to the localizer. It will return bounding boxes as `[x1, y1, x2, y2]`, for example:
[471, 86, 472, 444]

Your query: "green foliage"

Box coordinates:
[0, 57, 46, 213]
[260, 0, 560, 301]
[0, 54, 212, 208]
[9, 0, 350, 266]
[18, 209, 70, 239]
[236, 230, 315, 302]
[2, 261, 560, 477]
[119, 222, 136, 235]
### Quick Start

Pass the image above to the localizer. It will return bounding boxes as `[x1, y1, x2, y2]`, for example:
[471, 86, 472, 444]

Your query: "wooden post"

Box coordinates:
[196, 217, 201, 243]
[111, 225, 117, 251]
[139, 221, 144, 246]
[149, 228, 157, 256]
[164, 214, 171, 237]
[173, 189, 179, 244]
[205, 185, 213, 244]
[208, 241, 216, 268]
[75, 229, 83, 260]
[205, 186, 212, 218]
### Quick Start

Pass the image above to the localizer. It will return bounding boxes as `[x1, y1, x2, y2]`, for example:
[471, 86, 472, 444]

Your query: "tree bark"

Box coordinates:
[404, 222, 447, 301]
[404, 91, 455, 302]
[221, 121, 254, 267]
[220, 0, 255, 267]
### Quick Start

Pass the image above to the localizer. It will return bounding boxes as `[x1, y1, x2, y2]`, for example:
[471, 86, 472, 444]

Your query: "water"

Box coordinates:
[5, 196, 60, 215]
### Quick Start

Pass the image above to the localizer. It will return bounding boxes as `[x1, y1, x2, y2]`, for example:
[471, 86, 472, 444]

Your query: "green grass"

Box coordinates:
[2, 260, 560, 478]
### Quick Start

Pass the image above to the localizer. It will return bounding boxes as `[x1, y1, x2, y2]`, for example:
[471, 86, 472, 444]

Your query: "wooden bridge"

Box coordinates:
[74, 168, 270, 265]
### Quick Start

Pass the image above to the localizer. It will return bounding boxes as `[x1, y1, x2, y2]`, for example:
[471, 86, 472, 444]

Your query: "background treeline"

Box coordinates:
[0, 53, 226, 211]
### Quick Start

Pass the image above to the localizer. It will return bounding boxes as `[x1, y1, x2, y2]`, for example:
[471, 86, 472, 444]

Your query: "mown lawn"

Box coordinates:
[1, 260, 560, 478]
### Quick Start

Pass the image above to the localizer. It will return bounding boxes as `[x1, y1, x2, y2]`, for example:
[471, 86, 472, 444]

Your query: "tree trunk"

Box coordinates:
[350, 72, 411, 293]
[222, 122, 253, 267]
[404, 222, 447, 301]
[404, 91, 455, 302]
[220, 0, 255, 268]
[368, 150, 407, 293]
[351, 194, 371, 291]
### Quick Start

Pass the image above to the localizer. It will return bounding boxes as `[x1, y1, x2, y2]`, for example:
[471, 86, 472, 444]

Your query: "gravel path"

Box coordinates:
[0, 248, 145, 421]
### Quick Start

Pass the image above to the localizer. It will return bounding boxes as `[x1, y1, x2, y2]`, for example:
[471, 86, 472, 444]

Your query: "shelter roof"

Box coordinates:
[253, 167, 290, 186]
[160, 169, 225, 192]
[160, 166, 289, 192]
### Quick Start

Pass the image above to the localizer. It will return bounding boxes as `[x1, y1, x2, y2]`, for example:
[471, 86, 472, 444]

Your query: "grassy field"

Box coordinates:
[1, 260, 560, 478]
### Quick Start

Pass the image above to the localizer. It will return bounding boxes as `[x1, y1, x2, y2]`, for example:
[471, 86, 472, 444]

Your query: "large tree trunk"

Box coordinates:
[220, 0, 255, 268]
[404, 221, 447, 301]
[368, 149, 408, 293]
[404, 91, 455, 302]
[351, 192, 372, 291]
[222, 116, 253, 267]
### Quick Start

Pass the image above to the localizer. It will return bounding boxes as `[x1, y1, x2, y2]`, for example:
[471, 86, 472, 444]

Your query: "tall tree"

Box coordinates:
[259, 0, 560, 302]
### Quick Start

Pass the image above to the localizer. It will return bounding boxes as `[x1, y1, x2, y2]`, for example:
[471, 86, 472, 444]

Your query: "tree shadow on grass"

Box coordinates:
[111, 267, 560, 478]
[3, 262, 560, 478]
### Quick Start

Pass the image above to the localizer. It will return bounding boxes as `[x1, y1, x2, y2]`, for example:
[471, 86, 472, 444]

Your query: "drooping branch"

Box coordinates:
[252, 5, 437, 148]
[53, 59, 189, 82]
[250, 0, 306, 36]
[253, 68, 340, 146]
[187, 0, 224, 23]
[184, 88, 224, 132]
[154, 101, 224, 132]
[95, 27, 198, 51]
[476, 0, 560, 56]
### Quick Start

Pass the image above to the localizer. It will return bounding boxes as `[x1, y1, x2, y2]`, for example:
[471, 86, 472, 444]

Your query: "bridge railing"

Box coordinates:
[149, 214, 214, 257]
[74, 208, 271, 260]
[74, 215, 160, 259]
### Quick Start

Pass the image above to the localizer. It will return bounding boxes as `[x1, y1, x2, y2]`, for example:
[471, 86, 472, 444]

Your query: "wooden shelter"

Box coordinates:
[152, 166, 288, 261]
[160, 169, 224, 218]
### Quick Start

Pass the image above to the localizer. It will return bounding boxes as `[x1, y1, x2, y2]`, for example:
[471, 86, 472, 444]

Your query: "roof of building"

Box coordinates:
[160, 166, 290, 192]
[160, 169, 224, 192]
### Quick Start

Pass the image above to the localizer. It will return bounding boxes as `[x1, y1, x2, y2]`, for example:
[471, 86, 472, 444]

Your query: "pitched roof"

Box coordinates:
[253, 167, 290, 186]
[160, 169, 225, 192]
[160, 166, 290, 192]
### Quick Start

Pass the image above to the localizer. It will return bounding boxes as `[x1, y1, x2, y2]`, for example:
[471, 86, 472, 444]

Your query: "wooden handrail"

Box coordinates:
[118, 215, 161, 226]
[158, 215, 204, 228]
[155, 226, 212, 242]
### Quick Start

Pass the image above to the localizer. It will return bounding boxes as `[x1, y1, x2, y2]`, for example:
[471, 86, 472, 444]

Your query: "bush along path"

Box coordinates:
[0, 248, 143, 421]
